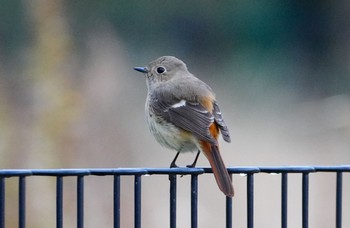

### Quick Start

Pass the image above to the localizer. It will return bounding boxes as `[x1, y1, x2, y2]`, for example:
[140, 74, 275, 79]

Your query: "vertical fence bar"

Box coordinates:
[0, 177, 4, 228]
[226, 174, 233, 228]
[114, 175, 121, 228]
[191, 174, 198, 228]
[226, 196, 233, 228]
[56, 176, 63, 228]
[169, 175, 177, 228]
[336, 172, 342, 228]
[302, 173, 309, 228]
[247, 174, 254, 228]
[77, 176, 84, 228]
[281, 173, 288, 228]
[19, 176, 26, 228]
[134, 175, 142, 228]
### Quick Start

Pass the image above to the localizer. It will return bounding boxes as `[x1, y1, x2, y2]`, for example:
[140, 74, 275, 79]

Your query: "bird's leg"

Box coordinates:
[169, 151, 181, 181]
[170, 151, 181, 168]
[187, 150, 201, 168]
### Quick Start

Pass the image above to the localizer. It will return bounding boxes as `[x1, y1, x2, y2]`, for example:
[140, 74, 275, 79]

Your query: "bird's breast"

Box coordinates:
[145, 100, 197, 152]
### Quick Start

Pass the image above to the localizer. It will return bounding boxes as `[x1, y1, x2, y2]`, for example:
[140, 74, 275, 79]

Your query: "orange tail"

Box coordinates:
[200, 141, 234, 197]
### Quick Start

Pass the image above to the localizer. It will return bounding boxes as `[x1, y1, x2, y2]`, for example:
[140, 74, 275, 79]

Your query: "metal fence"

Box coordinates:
[0, 166, 349, 228]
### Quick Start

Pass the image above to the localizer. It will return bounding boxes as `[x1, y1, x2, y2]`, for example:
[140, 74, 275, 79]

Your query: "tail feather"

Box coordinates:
[201, 142, 234, 197]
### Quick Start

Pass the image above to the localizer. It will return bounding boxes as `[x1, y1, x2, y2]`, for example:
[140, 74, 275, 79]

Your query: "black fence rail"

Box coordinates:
[0, 166, 349, 228]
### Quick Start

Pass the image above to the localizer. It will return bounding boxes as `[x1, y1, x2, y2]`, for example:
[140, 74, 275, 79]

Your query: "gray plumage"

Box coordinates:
[134, 56, 234, 197]
[138, 56, 230, 150]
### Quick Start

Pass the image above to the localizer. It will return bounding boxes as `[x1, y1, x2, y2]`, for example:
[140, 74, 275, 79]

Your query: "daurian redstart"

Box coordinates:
[134, 56, 234, 197]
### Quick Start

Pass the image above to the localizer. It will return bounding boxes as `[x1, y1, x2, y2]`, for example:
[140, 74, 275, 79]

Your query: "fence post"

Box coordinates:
[169, 174, 177, 228]
[281, 173, 288, 228]
[19, 177, 26, 228]
[134, 175, 142, 228]
[114, 175, 121, 228]
[77, 176, 84, 228]
[336, 172, 342, 228]
[302, 173, 309, 228]
[56, 176, 63, 228]
[191, 174, 198, 228]
[247, 174, 254, 228]
[226, 173, 233, 228]
[0, 177, 4, 228]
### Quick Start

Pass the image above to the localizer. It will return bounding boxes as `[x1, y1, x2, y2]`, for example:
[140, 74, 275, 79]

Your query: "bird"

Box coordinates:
[134, 56, 234, 197]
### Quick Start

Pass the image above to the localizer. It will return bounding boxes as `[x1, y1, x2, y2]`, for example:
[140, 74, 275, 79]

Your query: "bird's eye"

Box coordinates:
[156, 66, 166, 74]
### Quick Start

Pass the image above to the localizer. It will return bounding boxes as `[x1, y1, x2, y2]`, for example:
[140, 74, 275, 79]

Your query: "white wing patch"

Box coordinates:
[171, 99, 186, 108]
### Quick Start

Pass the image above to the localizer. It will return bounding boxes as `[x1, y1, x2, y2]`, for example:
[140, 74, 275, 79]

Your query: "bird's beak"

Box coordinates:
[133, 67, 148, 73]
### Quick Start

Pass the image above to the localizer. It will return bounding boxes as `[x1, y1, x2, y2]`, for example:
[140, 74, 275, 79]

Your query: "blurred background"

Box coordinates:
[0, 0, 349, 227]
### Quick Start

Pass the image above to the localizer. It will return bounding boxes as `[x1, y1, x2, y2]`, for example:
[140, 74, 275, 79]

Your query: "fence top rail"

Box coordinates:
[258, 166, 316, 173]
[0, 165, 349, 177]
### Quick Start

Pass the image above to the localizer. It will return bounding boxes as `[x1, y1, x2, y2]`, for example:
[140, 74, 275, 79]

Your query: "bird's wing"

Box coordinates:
[149, 89, 217, 144]
[213, 102, 231, 142]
